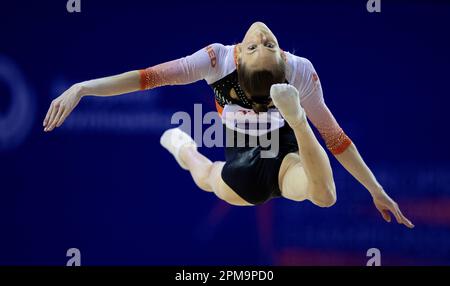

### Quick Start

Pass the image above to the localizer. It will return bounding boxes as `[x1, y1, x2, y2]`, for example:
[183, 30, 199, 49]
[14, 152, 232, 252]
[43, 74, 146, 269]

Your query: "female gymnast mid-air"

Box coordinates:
[43, 22, 414, 228]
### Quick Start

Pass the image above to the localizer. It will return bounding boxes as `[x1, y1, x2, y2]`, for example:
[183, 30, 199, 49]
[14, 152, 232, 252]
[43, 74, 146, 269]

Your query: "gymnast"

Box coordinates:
[43, 22, 413, 228]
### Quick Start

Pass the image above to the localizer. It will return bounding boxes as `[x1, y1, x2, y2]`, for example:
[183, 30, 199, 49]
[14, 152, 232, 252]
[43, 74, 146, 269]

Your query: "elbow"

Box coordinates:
[324, 130, 353, 156]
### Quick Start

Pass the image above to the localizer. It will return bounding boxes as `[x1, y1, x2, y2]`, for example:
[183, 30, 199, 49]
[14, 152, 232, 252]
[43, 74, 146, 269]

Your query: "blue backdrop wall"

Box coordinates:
[0, 0, 449, 265]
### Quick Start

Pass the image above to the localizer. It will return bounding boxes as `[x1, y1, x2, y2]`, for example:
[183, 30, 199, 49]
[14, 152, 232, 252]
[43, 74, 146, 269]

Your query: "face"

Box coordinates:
[238, 22, 283, 70]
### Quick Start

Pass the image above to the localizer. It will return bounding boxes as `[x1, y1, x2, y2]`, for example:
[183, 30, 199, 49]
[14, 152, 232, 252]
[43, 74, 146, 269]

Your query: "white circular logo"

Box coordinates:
[0, 55, 35, 151]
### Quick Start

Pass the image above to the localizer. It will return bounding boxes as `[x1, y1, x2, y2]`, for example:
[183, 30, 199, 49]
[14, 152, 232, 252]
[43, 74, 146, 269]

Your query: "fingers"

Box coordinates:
[374, 192, 415, 229]
[44, 101, 59, 132]
[380, 210, 391, 222]
[48, 106, 65, 131]
[56, 108, 70, 127]
[397, 208, 415, 229]
[389, 204, 415, 229]
[392, 207, 403, 224]
[43, 104, 52, 128]
[374, 202, 391, 223]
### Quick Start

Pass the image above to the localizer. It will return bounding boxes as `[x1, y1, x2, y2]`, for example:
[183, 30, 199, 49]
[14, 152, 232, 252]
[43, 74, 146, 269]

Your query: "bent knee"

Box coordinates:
[310, 185, 337, 208]
[282, 186, 309, 202]
[315, 195, 336, 208]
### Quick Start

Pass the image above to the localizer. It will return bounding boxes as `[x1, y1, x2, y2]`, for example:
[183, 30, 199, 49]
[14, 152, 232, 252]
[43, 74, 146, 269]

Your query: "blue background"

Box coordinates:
[1, 0, 449, 265]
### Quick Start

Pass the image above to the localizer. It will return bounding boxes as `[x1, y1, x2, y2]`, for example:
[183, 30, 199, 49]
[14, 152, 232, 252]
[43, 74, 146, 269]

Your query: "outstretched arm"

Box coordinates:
[299, 61, 414, 228]
[43, 71, 141, 131]
[43, 43, 224, 131]
[333, 142, 414, 228]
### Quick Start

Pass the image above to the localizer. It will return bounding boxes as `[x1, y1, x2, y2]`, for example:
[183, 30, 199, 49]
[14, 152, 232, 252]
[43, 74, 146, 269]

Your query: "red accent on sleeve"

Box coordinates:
[139, 69, 147, 90]
[139, 67, 167, 90]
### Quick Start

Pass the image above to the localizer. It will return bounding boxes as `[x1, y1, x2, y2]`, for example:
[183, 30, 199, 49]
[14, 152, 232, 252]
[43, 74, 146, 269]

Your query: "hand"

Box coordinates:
[372, 190, 414, 229]
[43, 84, 84, 132]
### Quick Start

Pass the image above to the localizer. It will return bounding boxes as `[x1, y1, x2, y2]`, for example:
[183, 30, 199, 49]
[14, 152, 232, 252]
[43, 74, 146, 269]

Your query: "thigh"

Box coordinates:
[209, 162, 253, 206]
[279, 152, 310, 202]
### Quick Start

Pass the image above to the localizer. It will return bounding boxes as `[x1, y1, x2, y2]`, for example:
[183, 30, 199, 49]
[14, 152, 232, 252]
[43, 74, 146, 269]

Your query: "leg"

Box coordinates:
[278, 153, 310, 202]
[180, 146, 252, 206]
[206, 161, 253, 206]
[161, 128, 252, 206]
[179, 144, 214, 192]
[271, 84, 336, 207]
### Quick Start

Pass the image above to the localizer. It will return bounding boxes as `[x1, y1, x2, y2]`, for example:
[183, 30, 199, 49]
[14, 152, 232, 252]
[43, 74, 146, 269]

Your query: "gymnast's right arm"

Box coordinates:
[43, 43, 223, 132]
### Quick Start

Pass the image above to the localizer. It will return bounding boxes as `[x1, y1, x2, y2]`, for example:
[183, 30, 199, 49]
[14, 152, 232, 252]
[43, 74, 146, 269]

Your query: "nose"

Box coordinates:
[259, 31, 267, 42]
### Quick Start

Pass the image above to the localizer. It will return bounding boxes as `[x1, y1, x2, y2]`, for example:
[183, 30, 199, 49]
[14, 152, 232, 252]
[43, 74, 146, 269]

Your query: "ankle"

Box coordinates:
[178, 144, 195, 170]
[288, 113, 307, 129]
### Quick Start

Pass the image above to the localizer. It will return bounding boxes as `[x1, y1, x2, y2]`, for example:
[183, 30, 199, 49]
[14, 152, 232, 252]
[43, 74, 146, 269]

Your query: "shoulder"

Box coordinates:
[200, 43, 235, 67]
[204, 43, 234, 58]
[284, 52, 320, 98]
[203, 43, 236, 84]
[284, 52, 316, 78]
[285, 52, 315, 75]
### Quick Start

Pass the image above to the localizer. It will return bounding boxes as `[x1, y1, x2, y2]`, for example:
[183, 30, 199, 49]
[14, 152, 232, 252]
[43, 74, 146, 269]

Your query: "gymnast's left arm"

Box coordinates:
[301, 75, 414, 229]
[333, 141, 413, 228]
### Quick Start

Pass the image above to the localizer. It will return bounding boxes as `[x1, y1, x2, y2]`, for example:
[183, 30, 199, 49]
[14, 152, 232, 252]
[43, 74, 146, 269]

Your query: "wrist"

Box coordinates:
[369, 183, 385, 197]
[289, 110, 308, 129]
[75, 82, 89, 98]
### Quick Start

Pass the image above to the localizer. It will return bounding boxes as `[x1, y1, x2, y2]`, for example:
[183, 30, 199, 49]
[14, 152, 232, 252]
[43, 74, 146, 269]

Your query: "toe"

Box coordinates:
[270, 83, 287, 97]
[270, 84, 298, 99]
